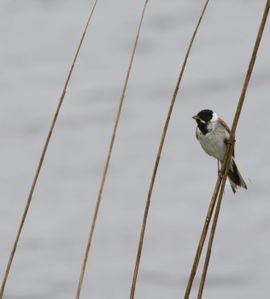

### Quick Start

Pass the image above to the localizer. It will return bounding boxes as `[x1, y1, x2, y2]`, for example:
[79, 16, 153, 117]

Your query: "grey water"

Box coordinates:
[1, 0, 270, 298]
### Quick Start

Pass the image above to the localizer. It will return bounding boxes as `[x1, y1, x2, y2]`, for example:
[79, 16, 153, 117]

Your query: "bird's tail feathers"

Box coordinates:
[228, 157, 247, 193]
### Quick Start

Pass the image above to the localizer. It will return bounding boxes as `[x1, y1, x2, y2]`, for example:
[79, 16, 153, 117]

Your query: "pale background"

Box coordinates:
[0, 1, 270, 298]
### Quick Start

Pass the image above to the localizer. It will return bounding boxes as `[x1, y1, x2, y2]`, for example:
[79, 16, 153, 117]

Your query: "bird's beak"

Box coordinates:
[192, 115, 199, 120]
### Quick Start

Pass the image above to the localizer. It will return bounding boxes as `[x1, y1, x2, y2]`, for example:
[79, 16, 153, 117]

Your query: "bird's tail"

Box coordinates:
[228, 157, 247, 193]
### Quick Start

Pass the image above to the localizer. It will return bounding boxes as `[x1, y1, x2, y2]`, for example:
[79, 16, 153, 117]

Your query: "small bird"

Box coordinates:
[192, 109, 247, 193]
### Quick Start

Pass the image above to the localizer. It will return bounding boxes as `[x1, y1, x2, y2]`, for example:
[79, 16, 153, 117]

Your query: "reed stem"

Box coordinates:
[129, 1, 210, 298]
[74, 1, 149, 299]
[196, 1, 270, 298]
[0, 2, 99, 298]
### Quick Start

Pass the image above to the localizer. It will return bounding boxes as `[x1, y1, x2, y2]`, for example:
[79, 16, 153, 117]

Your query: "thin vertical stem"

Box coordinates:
[196, 1, 270, 298]
[195, 142, 234, 299]
[129, 1, 210, 299]
[74, 1, 149, 299]
[0, 2, 99, 298]
[183, 173, 222, 299]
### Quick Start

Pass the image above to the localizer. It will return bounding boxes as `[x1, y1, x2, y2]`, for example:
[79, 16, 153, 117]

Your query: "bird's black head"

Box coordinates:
[195, 109, 213, 122]
[192, 109, 214, 135]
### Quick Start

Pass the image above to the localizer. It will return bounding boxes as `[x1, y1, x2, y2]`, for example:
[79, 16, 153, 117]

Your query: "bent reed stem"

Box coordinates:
[129, 1, 210, 299]
[183, 174, 222, 299]
[196, 1, 270, 298]
[74, 1, 149, 299]
[0, 1, 99, 298]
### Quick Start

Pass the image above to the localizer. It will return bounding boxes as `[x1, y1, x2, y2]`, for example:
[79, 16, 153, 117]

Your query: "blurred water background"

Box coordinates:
[0, 0, 270, 298]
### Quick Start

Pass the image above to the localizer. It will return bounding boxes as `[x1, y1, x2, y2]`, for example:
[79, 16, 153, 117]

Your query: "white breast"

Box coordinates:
[196, 122, 229, 161]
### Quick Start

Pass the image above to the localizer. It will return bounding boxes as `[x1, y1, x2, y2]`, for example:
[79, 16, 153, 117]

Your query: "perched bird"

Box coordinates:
[192, 109, 247, 193]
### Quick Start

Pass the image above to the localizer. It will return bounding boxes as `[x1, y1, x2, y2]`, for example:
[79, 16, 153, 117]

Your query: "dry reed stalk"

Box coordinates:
[74, 1, 149, 298]
[183, 175, 222, 299]
[196, 2, 270, 298]
[129, 1, 210, 299]
[0, 1, 99, 298]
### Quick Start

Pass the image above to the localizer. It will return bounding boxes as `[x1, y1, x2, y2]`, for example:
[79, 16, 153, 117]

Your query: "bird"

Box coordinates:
[192, 109, 247, 193]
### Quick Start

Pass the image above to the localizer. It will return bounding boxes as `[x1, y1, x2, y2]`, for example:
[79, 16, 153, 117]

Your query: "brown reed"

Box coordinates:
[74, 1, 149, 298]
[183, 173, 223, 299]
[129, 1, 210, 298]
[196, 1, 270, 298]
[0, 1, 99, 298]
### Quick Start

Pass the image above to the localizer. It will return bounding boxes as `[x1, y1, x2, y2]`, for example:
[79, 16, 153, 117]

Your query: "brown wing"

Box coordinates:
[218, 117, 235, 157]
